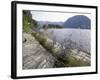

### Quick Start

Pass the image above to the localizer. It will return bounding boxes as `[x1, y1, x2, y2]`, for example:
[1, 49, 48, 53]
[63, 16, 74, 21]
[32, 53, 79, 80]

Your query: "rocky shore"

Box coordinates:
[22, 32, 90, 69]
[22, 33, 55, 69]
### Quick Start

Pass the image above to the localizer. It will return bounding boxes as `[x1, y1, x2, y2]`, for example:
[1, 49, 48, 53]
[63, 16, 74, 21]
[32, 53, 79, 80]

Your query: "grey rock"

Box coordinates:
[22, 33, 55, 69]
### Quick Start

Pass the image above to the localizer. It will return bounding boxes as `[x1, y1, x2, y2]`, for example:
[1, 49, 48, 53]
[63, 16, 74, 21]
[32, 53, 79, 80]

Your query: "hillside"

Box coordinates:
[23, 10, 38, 33]
[63, 15, 91, 29]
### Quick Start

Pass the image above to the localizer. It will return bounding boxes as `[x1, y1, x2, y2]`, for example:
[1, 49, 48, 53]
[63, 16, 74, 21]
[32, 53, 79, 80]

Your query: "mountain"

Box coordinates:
[63, 15, 91, 29]
[37, 21, 64, 27]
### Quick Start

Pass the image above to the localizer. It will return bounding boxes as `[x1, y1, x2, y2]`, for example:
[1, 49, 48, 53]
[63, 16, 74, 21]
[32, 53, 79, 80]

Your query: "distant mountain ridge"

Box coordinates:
[36, 15, 91, 29]
[37, 21, 64, 27]
[63, 15, 91, 29]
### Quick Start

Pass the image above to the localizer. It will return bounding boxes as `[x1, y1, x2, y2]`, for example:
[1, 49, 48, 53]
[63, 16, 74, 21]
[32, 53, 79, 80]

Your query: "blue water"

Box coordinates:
[47, 29, 91, 53]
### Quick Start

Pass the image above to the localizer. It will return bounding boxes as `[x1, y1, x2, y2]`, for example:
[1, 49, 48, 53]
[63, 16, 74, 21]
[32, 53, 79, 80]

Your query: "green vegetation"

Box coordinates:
[23, 10, 38, 33]
[31, 32, 70, 67]
[32, 32, 90, 67]
[23, 10, 63, 34]
[31, 32, 54, 53]
[23, 10, 90, 68]
[64, 56, 90, 67]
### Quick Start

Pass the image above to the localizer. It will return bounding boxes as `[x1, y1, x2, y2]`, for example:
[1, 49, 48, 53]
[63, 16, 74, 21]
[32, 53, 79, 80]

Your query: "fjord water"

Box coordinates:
[47, 29, 91, 53]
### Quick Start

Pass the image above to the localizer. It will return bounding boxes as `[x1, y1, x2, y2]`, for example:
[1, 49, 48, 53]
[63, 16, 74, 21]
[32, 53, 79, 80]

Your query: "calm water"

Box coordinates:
[47, 29, 91, 53]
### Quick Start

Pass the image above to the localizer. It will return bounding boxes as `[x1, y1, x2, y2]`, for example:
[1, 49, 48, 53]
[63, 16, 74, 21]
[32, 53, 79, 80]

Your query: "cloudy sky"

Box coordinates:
[31, 11, 91, 22]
